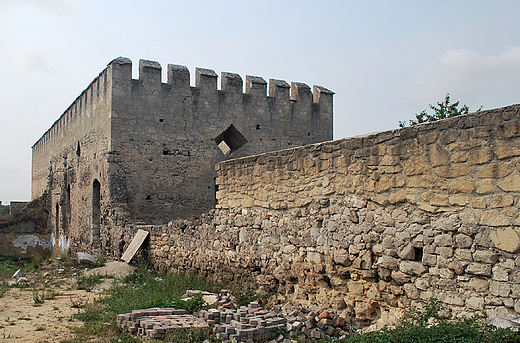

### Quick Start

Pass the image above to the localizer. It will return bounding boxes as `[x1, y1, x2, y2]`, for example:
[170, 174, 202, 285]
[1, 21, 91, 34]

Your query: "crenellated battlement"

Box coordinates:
[108, 57, 334, 106]
[106, 57, 334, 150]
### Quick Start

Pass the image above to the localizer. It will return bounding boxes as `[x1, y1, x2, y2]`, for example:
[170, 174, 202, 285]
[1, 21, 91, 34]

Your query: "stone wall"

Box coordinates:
[136, 104, 520, 328]
[108, 58, 333, 224]
[32, 57, 333, 255]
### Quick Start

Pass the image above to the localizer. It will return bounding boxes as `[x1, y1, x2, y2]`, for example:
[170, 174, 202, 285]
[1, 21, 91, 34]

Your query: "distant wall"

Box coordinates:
[138, 104, 520, 328]
[10, 202, 29, 215]
[31, 61, 113, 254]
[0, 195, 50, 257]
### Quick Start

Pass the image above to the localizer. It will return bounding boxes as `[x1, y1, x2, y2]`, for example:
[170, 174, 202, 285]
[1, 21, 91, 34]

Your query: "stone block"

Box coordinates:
[472, 197, 487, 209]
[489, 281, 511, 297]
[378, 255, 399, 270]
[399, 261, 426, 276]
[422, 254, 437, 266]
[449, 195, 470, 206]
[473, 250, 498, 264]
[448, 178, 474, 194]
[475, 179, 494, 194]
[489, 227, 520, 253]
[391, 271, 411, 284]
[497, 175, 520, 192]
[489, 194, 514, 208]
[403, 157, 430, 176]
[467, 277, 489, 292]
[430, 193, 449, 207]
[478, 164, 511, 178]
[434, 165, 469, 178]
[429, 144, 450, 167]
[494, 143, 520, 159]
[466, 263, 492, 277]
[451, 152, 467, 163]
[468, 148, 492, 165]
[454, 234, 473, 248]
[479, 210, 510, 226]
[465, 297, 484, 310]
[434, 234, 453, 247]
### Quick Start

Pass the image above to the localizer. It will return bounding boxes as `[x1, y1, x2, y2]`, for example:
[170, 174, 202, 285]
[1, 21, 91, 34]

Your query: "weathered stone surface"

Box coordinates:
[466, 297, 484, 310]
[403, 157, 430, 176]
[429, 144, 450, 167]
[455, 234, 473, 248]
[475, 179, 494, 194]
[479, 210, 511, 226]
[467, 277, 489, 292]
[449, 195, 470, 206]
[434, 165, 469, 178]
[497, 175, 520, 192]
[448, 179, 474, 194]
[489, 281, 511, 297]
[466, 263, 492, 277]
[468, 148, 492, 165]
[434, 234, 453, 247]
[494, 143, 520, 160]
[473, 250, 499, 264]
[399, 261, 426, 276]
[478, 164, 511, 178]
[489, 227, 520, 253]
[489, 194, 514, 209]
[472, 197, 487, 209]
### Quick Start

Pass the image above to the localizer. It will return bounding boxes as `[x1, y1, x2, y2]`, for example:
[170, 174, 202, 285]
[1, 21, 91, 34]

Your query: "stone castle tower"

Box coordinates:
[31, 57, 333, 252]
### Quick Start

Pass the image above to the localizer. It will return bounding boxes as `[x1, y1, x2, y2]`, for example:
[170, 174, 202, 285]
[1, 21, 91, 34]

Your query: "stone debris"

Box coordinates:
[77, 252, 97, 265]
[487, 316, 520, 329]
[118, 300, 354, 341]
[12, 268, 21, 278]
[181, 289, 236, 308]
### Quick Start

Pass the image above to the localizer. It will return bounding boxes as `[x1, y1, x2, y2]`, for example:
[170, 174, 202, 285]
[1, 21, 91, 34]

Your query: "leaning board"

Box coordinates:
[121, 229, 149, 263]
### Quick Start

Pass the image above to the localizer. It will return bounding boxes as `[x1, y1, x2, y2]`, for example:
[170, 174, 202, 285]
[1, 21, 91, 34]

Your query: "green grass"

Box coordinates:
[0, 255, 35, 298]
[69, 259, 219, 341]
[76, 275, 103, 290]
[344, 299, 520, 343]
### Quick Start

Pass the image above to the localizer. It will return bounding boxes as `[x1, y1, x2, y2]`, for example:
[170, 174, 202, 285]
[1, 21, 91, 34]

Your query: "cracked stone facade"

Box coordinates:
[31, 57, 333, 254]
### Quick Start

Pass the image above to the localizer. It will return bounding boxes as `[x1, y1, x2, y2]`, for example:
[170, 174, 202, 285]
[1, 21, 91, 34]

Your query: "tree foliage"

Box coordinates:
[399, 93, 474, 128]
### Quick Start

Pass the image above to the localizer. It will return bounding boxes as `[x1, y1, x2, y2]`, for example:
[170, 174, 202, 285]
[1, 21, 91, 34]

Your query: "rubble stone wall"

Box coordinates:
[0, 195, 51, 257]
[140, 104, 520, 328]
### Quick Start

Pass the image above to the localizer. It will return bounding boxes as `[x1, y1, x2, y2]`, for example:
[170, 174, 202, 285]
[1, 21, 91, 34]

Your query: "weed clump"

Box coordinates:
[346, 299, 520, 343]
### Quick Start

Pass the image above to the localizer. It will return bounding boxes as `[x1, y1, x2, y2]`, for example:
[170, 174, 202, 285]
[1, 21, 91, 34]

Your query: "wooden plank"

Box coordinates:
[121, 229, 149, 263]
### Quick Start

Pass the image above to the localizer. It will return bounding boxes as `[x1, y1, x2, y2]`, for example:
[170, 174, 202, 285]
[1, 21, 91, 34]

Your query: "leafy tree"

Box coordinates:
[399, 93, 476, 128]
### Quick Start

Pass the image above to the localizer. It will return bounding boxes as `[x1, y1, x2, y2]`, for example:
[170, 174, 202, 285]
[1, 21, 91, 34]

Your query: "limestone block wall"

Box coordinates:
[138, 104, 520, 328]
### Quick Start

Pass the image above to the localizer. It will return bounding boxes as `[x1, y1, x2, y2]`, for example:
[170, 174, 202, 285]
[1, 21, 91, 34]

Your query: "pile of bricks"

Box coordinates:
[117, 301, 353, 341]
[116, 308, 208, 339]
[201, 301, 287, 341]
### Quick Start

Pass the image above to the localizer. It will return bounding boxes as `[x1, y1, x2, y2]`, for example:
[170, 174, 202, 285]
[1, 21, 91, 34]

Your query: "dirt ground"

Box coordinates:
[0, 261, 134, 343]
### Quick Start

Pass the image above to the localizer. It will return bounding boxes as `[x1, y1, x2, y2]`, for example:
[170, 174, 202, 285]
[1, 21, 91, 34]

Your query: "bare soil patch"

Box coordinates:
[0, 260, 134, 342]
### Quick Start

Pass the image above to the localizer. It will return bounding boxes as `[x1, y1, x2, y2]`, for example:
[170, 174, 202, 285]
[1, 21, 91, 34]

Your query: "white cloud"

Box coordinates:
[411, 46, 520, 108]
[15, 47, 49, 71]
[0, 0, 76, 10]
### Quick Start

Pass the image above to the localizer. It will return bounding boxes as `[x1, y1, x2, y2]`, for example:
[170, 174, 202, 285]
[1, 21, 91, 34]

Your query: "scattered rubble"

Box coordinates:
[487, 316, 520, 330]
[77, 252, 97, 265]
[118, 295, 355, 341]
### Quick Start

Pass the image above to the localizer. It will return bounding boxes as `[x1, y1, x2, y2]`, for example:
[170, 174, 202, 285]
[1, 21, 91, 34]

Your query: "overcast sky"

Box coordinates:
[1, 0, 519, 203]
